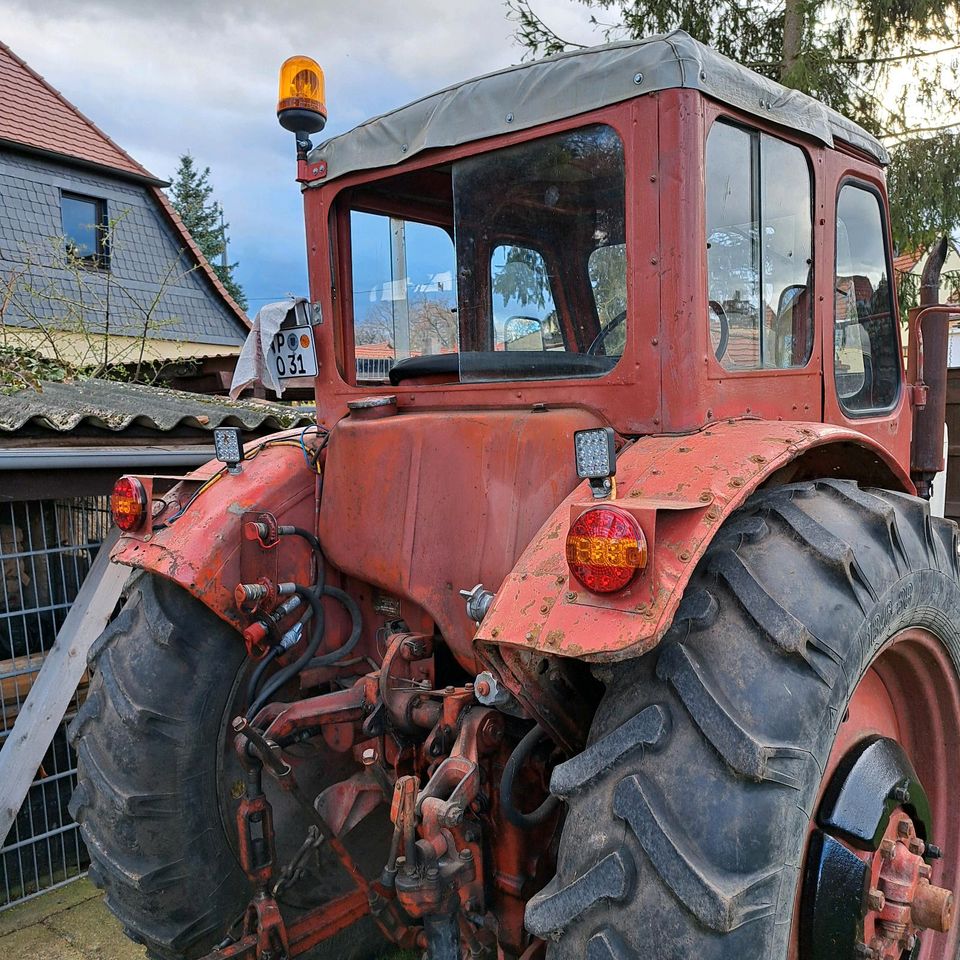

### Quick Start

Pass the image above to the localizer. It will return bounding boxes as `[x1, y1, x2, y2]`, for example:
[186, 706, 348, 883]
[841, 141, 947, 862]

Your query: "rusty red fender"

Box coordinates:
[111, 433, 318, 629]
[477, 419, 912, 664]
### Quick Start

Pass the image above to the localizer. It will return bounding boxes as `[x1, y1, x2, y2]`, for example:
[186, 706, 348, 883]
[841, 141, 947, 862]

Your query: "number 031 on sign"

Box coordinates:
[269, 325, 318, 380]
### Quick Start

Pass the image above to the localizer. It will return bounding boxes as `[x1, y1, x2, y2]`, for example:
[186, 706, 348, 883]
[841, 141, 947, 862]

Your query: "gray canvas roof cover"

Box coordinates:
[311, 29, 887, 184]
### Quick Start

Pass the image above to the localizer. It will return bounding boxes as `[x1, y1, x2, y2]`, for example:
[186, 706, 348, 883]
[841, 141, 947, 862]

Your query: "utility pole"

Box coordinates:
[219, 208, 228, 270]
[390, 217, 411, 361]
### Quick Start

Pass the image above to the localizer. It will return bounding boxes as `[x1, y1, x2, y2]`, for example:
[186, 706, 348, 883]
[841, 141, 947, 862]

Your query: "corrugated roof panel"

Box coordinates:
[0, 379, 314, 434]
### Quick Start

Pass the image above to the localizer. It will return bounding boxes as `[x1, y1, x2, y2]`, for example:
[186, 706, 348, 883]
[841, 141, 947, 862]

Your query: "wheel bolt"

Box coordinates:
[880, 839, 897, 860]
[894, 785, 911, 803]
[909, 837, 926, 857]
[928, 844, 943, 860]
[867, 887, 886, 912]
[898, 819, 911, 838]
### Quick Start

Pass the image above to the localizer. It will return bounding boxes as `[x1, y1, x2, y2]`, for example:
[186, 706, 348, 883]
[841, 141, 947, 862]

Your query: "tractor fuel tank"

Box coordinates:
[317, 406, 603, 673]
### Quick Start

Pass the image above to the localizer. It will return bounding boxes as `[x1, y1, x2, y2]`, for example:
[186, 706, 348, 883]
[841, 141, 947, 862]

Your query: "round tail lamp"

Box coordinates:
[111, 476, 148, 532]
[565, 506, 647, 593]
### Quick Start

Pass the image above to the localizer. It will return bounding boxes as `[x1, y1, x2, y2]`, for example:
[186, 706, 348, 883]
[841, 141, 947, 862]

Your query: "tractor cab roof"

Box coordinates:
[309, 28, 887, 185]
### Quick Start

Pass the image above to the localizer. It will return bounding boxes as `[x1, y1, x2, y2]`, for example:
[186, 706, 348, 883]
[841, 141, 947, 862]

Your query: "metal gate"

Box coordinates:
[0, 496, 111, 908]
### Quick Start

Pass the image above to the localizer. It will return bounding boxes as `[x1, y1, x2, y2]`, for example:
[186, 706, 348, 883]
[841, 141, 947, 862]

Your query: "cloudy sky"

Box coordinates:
[1, 0, 606, 314]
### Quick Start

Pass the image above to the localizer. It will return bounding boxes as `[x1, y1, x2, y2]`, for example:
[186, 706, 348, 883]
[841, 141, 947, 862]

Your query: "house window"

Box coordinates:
[61, 193, 108, 265]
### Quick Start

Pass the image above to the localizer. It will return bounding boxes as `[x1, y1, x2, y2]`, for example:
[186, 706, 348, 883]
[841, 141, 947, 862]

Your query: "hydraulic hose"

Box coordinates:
[246, 644, 282, 706]
[308, 585, 362, 668]
[500, 725, 560, 829]
[246, 586, 325, 720]
[279, 525, 325, 587]
[246, 584, 363, 720]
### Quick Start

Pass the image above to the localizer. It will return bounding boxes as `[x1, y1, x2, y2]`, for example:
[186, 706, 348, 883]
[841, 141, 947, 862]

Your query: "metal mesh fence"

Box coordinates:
[0, 496, 112, 908]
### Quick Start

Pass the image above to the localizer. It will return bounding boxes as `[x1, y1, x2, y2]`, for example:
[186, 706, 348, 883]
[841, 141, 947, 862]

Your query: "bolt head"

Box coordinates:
[867, 887, 886, 912]
[361, 747, 377, 765]
[880, 839, 897, 860]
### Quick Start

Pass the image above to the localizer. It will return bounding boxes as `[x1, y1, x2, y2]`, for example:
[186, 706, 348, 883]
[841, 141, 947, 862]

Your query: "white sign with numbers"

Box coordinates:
[269, 325, 318, 380]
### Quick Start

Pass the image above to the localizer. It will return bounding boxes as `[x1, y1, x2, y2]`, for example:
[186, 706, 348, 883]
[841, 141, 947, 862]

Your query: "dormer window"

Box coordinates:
[61, 192, 108, 267]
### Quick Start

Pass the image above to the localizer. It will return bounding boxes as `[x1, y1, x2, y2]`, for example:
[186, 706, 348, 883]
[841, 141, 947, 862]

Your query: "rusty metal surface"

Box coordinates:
[318, 407, 603, 672]
[111, 437, 317, 628]
[477, 419, 913, 663]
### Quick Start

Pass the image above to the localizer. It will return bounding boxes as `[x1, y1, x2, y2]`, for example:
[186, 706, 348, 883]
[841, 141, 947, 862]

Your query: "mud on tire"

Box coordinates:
[526, 480, 960, 959]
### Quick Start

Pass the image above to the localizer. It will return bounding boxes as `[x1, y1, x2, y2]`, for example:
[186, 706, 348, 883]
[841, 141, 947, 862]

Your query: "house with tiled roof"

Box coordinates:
[0, 41, 249, 386]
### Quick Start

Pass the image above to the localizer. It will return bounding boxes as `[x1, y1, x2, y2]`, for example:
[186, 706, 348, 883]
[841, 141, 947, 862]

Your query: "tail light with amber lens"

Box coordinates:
[565, 506, 647, 593]
[111, 476, 148, 532]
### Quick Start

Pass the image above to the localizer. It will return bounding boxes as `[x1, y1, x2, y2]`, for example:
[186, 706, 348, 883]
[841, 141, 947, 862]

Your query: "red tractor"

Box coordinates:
[72, 29, 960, 960]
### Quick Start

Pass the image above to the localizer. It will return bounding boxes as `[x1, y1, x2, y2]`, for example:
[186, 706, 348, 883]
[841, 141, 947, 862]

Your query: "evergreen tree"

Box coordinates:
[507, 0, 960, 267]
[167, 153, 248, 310]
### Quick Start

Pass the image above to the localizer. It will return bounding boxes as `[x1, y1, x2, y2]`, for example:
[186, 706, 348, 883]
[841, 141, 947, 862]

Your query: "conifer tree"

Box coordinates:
[168, 154, 248, 310]
[507, 0, 960, 269]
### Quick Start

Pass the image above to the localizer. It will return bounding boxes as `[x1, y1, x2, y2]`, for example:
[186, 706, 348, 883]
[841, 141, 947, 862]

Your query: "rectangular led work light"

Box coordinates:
[573, 427, 617, 499]
[213, 426, 244, 473]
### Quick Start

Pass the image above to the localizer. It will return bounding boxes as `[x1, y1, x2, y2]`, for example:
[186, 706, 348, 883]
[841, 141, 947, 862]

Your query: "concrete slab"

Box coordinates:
[45, 897, 148, 960]
[0, 878, 417, 958]
[0, 921, 89, 960]
[0, 880, 98, 938]
[0, 878, 146, 960]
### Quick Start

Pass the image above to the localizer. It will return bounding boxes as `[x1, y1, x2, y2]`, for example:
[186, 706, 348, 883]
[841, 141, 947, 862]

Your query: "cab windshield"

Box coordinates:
[344, 124, 627, 385]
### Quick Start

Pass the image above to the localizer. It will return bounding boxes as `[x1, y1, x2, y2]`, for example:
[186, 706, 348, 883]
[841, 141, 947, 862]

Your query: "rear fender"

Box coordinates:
[477, 419, 911, 664]
[111, 434, 317, 630]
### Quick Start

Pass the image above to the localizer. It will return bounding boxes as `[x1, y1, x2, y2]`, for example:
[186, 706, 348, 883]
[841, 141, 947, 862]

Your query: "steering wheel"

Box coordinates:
[586, 309, 627, 356]
[709, 300, 730, 362]
[587, 305, 730, 361]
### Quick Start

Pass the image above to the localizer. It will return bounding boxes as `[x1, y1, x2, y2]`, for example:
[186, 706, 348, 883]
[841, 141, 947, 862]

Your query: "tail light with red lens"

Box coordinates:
[565, 506, 647, 593]
[111, 476, 148, 532]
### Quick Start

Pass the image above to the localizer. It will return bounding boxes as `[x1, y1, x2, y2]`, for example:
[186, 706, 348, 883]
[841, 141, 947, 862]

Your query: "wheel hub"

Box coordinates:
[801, 735, 956, 959]
[861, 810, 954, 958]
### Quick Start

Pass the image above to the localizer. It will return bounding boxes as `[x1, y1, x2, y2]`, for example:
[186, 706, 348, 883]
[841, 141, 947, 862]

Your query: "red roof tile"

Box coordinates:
[355, 342, 396, 360]
[0, 42, 158, 182]
[893, 250, 922, 274]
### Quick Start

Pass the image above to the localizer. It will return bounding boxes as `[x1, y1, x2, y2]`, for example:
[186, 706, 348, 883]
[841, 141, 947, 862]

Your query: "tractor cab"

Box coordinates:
[296, 28, 909, 477]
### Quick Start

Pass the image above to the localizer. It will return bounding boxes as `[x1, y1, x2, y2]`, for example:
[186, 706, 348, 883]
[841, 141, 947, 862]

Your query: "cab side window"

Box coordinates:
[834, 185, 900, 413]
[705, 121, 814, 370]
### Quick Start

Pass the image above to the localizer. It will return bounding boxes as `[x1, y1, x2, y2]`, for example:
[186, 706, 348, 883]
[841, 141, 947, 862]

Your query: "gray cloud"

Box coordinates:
[1, 0, 602, 306]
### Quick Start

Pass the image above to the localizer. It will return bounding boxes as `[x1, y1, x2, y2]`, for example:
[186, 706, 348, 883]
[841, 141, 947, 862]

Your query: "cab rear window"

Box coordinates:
[342, 124, 627, 385]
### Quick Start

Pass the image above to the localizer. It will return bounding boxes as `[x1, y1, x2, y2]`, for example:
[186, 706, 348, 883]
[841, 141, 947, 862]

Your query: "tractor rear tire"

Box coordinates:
[527, 480, 960, 959]
[69, 573, 385, 960]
